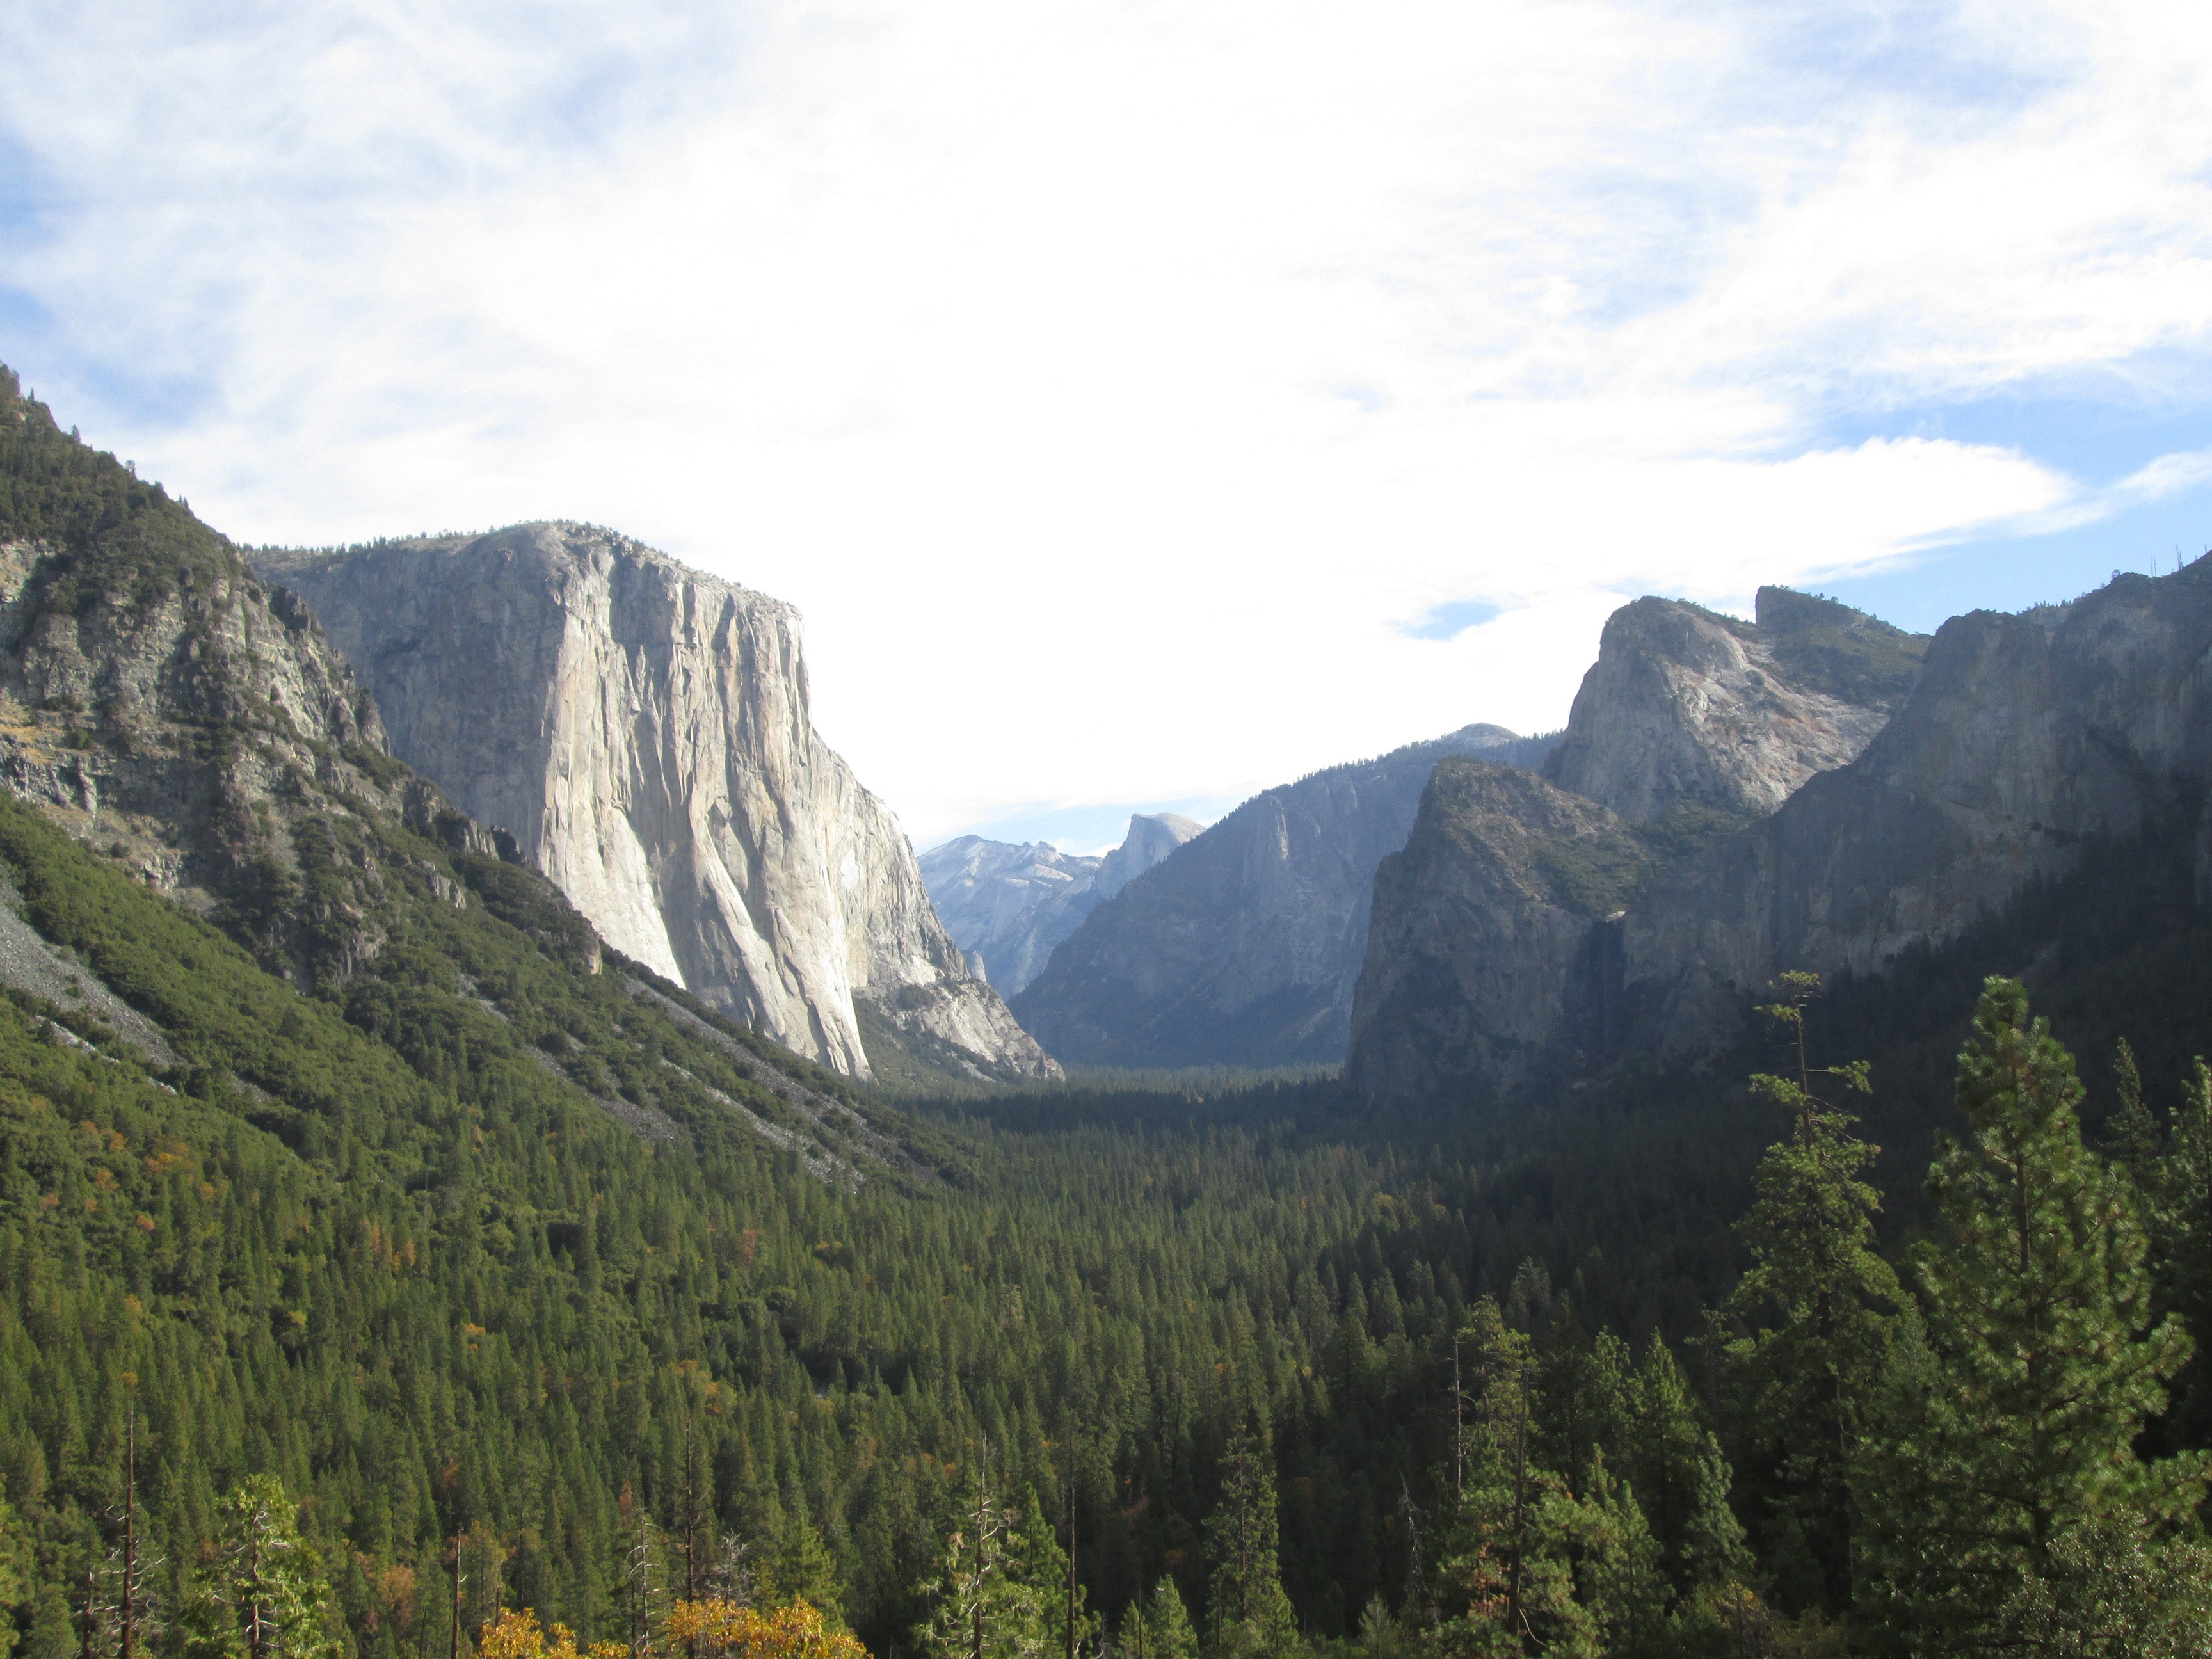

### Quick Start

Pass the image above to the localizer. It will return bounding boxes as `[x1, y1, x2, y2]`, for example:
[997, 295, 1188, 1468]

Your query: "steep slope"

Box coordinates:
[1615, 563, 2212, 1051]
[1544, 588, 1926, 832]
[255, 526, 1055, 1085]
[919, 812, 1201, 995]
[1350, 588, 1928, 1102]
[1349, 570, 2212, 1103]
[1012, 725, 1558, 1068]
[0, 366, 896, 1155]
[1348, 759, 1653, 1102]
[0, 366, 405, 986]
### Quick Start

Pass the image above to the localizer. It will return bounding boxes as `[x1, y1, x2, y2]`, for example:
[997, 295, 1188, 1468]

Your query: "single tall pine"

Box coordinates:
[1724, 972, 1903, 1615]
[1856, 977, 2208, 1647]
[1203, 1426, 1299, 1659]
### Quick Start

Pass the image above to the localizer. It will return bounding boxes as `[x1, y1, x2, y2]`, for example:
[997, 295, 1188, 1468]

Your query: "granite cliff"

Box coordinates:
[1013, 725, 1559, 1068]
[1544, 588, 1922, 827]
[255, 525, 1057, 1084]
[920, 812, 1201, 995]
[1349, 570, 2212, 1103]
[1614, 564, 2212, 1053]
[1350, 589, 1930, 1100]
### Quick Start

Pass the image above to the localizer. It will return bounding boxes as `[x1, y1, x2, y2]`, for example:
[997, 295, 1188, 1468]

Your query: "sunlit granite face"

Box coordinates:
[258, 524, 1058, 1084]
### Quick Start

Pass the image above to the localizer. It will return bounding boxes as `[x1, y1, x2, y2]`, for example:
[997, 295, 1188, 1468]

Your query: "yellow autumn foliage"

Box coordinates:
[474, 1602, 863, 1659]
[661, 1599, 867, 1659]
[474, 1608, 629, 1659]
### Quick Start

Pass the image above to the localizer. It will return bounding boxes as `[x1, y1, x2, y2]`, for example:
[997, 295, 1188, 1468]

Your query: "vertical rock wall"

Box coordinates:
[257, 525, 1057, 1083]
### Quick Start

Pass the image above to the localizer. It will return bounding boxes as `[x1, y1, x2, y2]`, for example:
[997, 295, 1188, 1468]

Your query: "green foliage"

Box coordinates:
[0, 1483, 25, 1659]
[913, 1470, 1054, 1659]
[1528, 837, 1653, 920]
[1854, 978, 2208, 1647]
[1120, 1578, 1199, 1659]
[1202, 1428, 1297, 1659]
[0, 372, 241, 620]
[1723, 974, 1902, 1615]
[2103, 1038, 2160, 1180]
[1431, 1300, 1604, 1656]
[1628, 802, 1755, 867]
[2147, 1058, 2212, 1451]
[175, 1476, 339, 1659]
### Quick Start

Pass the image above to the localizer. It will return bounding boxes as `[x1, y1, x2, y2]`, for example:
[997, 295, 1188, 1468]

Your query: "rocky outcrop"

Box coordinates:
[255, 524, 1057, 1084]
[0, 371, 492, 995]
[1348, 568, 2212, 1103]
[1615, 565, 2212, 1051]
[1544, 588, 1925, 827]
[1094, 813, 1205, 901]
[1347, 760, 1651, 1102]
[1012, 725, 1559, 1068]
[920, 812, 1201, 995]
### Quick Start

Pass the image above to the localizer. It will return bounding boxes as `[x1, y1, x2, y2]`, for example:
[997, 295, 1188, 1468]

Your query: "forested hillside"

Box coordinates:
[4, 370, 2212, 1655]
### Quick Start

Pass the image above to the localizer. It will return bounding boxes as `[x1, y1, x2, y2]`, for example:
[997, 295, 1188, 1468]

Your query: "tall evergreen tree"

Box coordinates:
[916, 1463, 1048, 1659]
[1724, 972, 1903, 1614]
[0, 1482, 25, 1659]
[1118, 1578, 1197, 1659]
[1624, 1334, 1749, 1599]
[1429, 1301, 1594, 1659]
[1201, 1427, 1297, 1659]
[2104, 1038, 2161, 1180]
[2152, 1058, 2212, 1448]
[1856, 977, 2208, 1649]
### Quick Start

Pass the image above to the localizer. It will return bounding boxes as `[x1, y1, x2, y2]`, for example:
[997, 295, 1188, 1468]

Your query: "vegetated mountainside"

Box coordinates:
[920, 813, 1201, 995]
[1350, 566, 2212, 1104]
[0, 369, 1530, 1653]
[7, 370, 2212, 1653]
[1013, 725, 1558, 1069]
[254, 527, 1054, 1087]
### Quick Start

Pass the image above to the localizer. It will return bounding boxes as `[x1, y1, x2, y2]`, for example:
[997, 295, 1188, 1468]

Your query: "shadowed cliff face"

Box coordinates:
[1617, 566, 2212, 1052]
[1350, 566, 2212, 1104]
[1351, 587, 1930, 1103]
[1011, 725, 1559, 1069]
[255, 525, 1057, 1084]
[1347, 759, 1651, 1102]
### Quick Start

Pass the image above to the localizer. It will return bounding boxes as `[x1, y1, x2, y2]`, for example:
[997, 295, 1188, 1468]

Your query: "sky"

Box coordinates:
[5, 1, 2212, 854]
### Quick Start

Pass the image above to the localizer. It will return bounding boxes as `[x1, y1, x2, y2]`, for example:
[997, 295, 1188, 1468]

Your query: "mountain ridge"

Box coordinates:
[918, 812, 1203, 995]
[1012, 723, 1559, 1068]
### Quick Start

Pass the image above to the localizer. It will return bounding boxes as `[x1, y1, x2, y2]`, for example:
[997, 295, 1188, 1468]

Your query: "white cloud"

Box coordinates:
[6, 0, 2212, 842]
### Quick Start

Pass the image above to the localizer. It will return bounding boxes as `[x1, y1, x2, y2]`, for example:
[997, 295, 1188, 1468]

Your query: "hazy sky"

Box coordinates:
[6, 1, 2211, 852]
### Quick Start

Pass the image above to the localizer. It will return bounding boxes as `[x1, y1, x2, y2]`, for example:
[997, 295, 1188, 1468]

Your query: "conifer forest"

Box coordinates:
[6, 371, 2212, 1657]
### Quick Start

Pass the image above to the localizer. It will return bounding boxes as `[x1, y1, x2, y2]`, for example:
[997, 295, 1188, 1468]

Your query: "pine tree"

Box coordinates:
[0, 1481, 26, 1659]
[1201, 1427, 1297, 1659]
[1566, 1453, 1665, 1656]
[916, 1462, 1048, 1659]
[177, 1477, 339, 1659]
[1856, 977, 2209, 1647]
[2152, 1058, 2212, 1447]
[1118, 1578, 1196, 1659]
[1428, 1301, 1593, 1658]
[1724, 971, 1903, 1614]
[1624, 1334, 1748, 1599]
[2104, 1037, 2161, 1180]
[756, 1519, 843, 1630]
